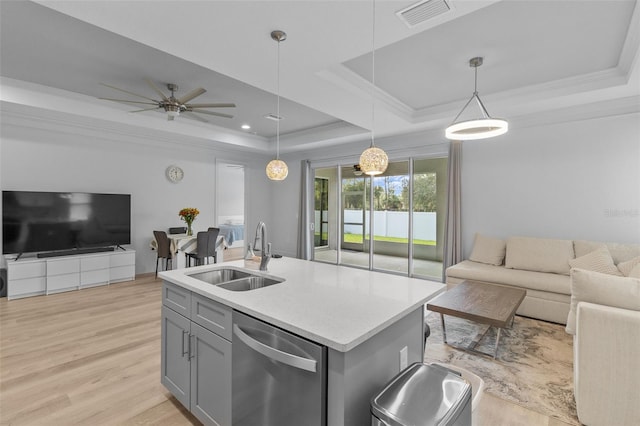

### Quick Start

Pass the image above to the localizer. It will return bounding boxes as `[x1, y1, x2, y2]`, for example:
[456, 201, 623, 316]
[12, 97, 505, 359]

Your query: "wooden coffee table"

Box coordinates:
[426, 280, 526, 359]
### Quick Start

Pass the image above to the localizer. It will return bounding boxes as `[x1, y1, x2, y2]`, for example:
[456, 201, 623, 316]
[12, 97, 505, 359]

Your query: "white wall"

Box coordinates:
[461, 112, 640, 256]
[0, 118, 272, 274]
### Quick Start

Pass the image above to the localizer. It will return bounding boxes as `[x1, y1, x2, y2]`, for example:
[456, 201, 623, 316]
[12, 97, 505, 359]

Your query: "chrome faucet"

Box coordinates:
[253, 221, 271, 271]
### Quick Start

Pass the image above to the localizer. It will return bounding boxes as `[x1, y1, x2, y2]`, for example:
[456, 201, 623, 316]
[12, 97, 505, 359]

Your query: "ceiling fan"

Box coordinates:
[99, 78, 236, 122]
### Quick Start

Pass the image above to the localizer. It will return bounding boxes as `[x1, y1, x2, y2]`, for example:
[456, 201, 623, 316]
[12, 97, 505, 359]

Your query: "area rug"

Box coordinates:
[423, 313, 579, 425]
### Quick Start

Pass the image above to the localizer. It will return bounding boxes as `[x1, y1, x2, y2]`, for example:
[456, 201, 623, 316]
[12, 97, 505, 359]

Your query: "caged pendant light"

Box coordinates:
[266, 30, 289, 181]
[359, 0, 388, 176]
[445, 57, 508, 140]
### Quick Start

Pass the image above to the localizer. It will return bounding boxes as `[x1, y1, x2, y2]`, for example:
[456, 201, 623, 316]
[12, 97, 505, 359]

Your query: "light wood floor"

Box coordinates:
[1, 275, 572, 426]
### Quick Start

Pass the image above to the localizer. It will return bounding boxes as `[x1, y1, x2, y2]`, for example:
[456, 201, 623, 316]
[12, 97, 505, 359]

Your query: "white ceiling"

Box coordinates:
[1, 0, 639, 155]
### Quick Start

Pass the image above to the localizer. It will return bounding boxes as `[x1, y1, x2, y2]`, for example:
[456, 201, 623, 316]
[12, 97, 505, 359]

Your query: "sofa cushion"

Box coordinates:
[574, 240, 640, 264]
[505, 236, 574, 275]
[565, 268, 640, 334]
[469, 233, 506, 266]
[617, 256, 640, 277]
[568, 246, 622, 276]
[446, 260, 570, 294]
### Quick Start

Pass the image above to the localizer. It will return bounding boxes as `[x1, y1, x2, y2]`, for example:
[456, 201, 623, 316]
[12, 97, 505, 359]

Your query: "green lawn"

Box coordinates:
[316, 233, 435, 246]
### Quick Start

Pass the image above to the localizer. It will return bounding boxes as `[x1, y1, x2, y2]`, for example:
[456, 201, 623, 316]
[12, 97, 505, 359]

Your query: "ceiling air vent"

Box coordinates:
[396, 0, 450, 28]
[264, 113, 283, 121]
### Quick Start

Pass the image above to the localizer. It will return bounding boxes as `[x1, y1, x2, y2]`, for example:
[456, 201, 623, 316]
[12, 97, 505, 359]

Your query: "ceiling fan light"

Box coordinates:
[360, 146, 388, 176]
[445, 118, 508, 140]
[266, 159, 288, 181]
[166, 104, 180, 118]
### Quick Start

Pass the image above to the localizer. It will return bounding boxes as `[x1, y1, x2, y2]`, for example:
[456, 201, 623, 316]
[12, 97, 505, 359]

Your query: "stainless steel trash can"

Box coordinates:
[371, 362, 472, 426]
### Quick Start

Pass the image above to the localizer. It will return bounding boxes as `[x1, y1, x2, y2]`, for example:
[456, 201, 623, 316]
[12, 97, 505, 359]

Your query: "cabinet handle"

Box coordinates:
[189, 334, 196, 359]
[182, 330, 189, 357]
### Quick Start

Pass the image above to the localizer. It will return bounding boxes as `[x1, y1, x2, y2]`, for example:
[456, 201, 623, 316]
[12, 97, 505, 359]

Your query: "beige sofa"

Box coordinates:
[566, 268, 640, 426]
[445, 235, 640, 324]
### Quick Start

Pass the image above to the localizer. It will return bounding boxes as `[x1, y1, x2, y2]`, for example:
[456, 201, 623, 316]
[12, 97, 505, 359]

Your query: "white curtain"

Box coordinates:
[296, 160, 313, 260]
[442, 140, 462, 281]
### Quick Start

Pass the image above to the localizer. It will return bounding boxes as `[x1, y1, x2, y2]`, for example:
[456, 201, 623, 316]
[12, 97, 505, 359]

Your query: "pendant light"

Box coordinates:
[266, 30, 289, 181]
[359, 0, 388, 176]
[445, 57, 508, 140]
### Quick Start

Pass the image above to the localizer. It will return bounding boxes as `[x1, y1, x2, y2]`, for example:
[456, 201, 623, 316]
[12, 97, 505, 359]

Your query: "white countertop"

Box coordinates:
[159, 257, 445, 352]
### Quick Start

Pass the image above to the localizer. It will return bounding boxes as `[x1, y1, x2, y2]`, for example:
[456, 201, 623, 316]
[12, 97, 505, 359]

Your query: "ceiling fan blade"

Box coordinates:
[144, 77, 169, 101]
[129, 106, 161, 113]
[183, 111, 209, 123]
[177, 88, 206, 105]
[188, 109, 234, 119]
[187, 103, 236, 108]
[100, 83, 158, 102]
[99, 97, 158, 106]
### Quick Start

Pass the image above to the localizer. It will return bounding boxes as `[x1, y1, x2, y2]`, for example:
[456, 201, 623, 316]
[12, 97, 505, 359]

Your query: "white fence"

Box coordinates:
[316, 210, 437, 241]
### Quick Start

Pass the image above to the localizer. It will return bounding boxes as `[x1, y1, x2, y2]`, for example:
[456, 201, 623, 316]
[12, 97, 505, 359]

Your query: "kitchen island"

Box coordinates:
[159, 257, 445, 426]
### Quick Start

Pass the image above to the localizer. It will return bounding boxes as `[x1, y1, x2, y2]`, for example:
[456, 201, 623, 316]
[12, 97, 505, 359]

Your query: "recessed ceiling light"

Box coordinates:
[241, 124, 251, 130]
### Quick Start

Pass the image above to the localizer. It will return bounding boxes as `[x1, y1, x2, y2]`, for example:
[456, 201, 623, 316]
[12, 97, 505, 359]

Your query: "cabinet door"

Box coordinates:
[161, 306, 191, 409]
[190, 322, 232, 426]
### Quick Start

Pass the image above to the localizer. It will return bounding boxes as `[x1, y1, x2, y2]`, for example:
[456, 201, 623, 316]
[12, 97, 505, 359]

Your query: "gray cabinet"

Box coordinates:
[161, 306, 191, 408]
[161, 282, 232, 426]
[190, 322, 232, 426]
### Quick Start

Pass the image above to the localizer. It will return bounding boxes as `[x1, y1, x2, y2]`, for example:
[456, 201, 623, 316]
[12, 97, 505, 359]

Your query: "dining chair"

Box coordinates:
[207, 227, 221, 264]
[153, 230, 173, 277]
[185, 231, 209, 267]
[168, 227, 187, 235]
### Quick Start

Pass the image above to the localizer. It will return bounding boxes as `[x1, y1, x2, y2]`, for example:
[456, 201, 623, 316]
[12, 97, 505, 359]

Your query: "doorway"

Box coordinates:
[216, 161, 245, 261]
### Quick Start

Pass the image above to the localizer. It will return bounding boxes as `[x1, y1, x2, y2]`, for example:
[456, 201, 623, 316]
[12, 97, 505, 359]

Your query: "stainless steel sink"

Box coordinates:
[217, 276, 284, 291]
[188, 267, 284, 291]
[188, 268, 252, 285]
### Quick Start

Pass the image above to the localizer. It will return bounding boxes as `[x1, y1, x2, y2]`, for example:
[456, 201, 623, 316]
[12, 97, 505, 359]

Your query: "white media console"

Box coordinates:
[4, 250, 135, 300]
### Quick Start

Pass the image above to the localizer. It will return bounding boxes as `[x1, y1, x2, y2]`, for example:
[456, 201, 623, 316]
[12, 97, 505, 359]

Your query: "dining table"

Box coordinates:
[150, 233, 227, 269]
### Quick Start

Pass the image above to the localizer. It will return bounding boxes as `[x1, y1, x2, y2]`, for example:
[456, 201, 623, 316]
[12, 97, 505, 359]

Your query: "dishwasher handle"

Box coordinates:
[233, 324, 317, 373]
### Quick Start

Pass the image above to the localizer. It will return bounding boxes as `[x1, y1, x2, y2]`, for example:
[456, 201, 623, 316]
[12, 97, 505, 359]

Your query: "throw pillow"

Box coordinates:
[565, 268, 640, 335]
[574, 240, 640, 264]
[568, 246, 622, 276]
[618, 256, 640, 277]
[630, 264, 640, 279]
[505, 236, 574, 275]
[469, 233, 506, 266]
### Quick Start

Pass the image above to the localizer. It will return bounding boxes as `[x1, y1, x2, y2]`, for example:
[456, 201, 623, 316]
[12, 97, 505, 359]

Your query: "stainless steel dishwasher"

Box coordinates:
[232, 311, 327, 426]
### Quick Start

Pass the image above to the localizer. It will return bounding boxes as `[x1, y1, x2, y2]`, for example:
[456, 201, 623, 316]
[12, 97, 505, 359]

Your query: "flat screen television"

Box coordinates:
[2, 191, 131, 255]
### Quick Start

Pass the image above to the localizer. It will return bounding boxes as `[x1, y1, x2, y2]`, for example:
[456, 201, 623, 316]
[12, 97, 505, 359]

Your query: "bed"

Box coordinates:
[217, 216, 245, 246]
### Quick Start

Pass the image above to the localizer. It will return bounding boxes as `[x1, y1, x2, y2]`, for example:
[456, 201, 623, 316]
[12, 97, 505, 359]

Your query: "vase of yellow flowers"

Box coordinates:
[178, 207, 199, 236]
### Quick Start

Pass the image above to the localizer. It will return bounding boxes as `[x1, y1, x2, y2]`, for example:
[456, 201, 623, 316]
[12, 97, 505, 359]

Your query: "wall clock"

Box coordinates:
[166, 165, 184, 183]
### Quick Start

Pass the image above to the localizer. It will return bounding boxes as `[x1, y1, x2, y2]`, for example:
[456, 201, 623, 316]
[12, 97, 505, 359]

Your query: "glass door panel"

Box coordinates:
[412, 158, 447, 280]
[313, 167, 338, 264]
[340, 165, 370, 269]
[372, 161, 409, 274]
[314, 177, 329, 247]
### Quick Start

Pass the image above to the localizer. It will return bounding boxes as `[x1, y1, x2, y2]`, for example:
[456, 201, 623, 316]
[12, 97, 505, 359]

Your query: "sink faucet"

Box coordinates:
[253, 221, 271, 271]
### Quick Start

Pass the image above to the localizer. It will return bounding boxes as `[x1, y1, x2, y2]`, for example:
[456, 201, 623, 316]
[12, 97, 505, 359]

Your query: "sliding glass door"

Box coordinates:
[340, 165, 370, 269]
[371, 161, 409, 274]
[412, 158, 447, 280]
[311, 156, 446, 282]
[313, 167, 338, 264]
